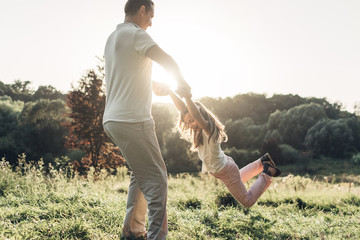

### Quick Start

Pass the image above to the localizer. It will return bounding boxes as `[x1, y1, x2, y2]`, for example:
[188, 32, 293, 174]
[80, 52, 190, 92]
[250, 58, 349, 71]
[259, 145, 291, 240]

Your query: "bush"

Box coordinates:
[223, 148, 260, 167]
[279, 144, 300, 164]
[260, 138, 283, 164]
[267, 103, 327, 149]
[224, 117, 266, 150]
[305, 119, 354, 158]
[66, 150, 85, 162]
[162, 133, 200, 173]
[351, 153, 360, 165]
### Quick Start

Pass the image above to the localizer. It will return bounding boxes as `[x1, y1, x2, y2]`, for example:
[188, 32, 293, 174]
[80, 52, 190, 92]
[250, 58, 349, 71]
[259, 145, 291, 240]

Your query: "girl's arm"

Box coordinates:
[152, 81, 187, 112]
[184, 95, 211, 135]
[169, 90, 187, 112]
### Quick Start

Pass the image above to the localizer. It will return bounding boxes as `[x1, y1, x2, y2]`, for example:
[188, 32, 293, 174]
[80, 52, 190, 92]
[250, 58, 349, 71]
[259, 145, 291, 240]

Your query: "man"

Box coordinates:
[103, 0, 190, 239]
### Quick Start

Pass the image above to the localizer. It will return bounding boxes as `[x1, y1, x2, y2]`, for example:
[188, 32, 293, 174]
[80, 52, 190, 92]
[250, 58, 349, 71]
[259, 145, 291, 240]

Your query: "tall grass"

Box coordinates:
[0, 156, 359, 239]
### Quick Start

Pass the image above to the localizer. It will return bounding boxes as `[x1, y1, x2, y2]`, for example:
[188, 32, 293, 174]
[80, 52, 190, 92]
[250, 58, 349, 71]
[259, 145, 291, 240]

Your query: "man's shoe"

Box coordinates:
[121, 232, 147, 240]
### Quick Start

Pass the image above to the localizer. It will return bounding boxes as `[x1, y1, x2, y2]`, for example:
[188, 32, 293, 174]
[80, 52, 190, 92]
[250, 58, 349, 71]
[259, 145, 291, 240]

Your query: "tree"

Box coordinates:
[151, 102, 201, 173]
[152, 102, 178, 148]
[224, 117, 265, 150]
[0, 80, 65, 102]
[64, 67, 124, 174]
[305, 119, 354, 158]
[260, 138, 283, 164]
[306, 97, 351, 119]
[33, 85, 66, 101]
[266, 94, 307, 114]
[162, 132, 200, 173]
[345, 117, 360, 152]
[0, 80, 33, 102]
[267, 103, 327, 149]
[200, 93, 269, 124]
[354, 102, 360, 117]
[0, 96, 24, 164]
[16, 99, 69, 163]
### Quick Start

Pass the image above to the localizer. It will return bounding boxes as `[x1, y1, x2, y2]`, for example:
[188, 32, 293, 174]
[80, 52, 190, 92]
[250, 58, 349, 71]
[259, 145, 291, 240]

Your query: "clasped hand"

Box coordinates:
[152, 81, 192, 99]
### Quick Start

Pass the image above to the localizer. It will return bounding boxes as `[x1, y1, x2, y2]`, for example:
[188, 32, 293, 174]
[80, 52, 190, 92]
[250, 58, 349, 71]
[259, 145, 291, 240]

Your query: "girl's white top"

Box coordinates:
[197, 131, 227, 173]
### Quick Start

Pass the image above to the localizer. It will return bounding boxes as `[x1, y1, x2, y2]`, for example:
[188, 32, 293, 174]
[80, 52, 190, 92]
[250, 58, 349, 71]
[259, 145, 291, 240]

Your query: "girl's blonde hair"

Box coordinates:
[178, 101, 228, 151]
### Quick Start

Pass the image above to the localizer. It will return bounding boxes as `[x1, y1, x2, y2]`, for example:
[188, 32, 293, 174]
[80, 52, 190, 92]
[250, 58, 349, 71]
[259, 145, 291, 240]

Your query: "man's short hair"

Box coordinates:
[124, 0, 154, 16]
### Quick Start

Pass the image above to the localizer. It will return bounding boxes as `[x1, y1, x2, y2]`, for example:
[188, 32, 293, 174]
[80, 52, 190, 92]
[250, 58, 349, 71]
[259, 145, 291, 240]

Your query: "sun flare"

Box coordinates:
[152, 63, 178, 91]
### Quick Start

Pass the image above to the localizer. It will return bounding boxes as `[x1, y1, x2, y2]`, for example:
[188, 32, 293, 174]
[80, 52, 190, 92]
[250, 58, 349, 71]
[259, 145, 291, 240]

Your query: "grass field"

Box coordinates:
[0, 157, 359, 240]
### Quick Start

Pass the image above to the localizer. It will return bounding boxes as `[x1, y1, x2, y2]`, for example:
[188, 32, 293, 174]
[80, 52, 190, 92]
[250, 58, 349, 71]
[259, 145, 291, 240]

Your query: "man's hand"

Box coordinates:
[176, 80, 191, 98]
[176, 87, 192, 99]
[152, 81, 170, 96]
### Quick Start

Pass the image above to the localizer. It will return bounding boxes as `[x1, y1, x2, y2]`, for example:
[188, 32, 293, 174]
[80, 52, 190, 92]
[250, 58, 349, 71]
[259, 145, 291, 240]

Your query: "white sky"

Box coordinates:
[0, 0, 359, 112]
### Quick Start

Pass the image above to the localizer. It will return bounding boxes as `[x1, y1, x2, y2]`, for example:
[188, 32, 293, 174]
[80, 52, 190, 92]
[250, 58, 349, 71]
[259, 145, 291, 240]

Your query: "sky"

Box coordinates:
[1, 0, 359, 112]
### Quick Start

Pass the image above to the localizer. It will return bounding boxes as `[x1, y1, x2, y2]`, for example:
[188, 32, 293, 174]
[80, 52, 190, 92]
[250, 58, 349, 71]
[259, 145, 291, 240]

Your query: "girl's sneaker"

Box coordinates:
[260, 153, 276, 168]
[263, 163, 281, 177]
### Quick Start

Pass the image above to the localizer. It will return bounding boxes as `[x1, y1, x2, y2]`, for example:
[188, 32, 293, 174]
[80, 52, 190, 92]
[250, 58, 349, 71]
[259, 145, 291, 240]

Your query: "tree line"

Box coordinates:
[1, 68, 360, 174]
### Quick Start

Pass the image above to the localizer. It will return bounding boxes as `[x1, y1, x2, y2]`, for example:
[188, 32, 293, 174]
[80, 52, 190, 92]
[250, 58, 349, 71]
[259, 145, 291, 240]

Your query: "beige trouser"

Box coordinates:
[104, 120, 168, 240]
[211, 157, 272, 208]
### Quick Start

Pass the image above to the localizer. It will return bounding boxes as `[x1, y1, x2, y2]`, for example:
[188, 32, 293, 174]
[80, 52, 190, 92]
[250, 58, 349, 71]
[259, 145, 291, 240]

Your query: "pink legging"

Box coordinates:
[211, 156, 272, 208]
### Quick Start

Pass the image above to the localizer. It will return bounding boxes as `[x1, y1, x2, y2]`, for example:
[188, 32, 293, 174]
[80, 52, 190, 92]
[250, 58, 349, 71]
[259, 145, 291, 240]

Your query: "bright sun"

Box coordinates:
[151, 62, 178, 103]
[152, 63, 178, 90]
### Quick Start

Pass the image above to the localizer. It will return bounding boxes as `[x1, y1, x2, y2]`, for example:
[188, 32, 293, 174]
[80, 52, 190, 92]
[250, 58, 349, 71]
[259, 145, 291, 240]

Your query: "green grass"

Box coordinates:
[0, 158, 359, 239]
[280, 157, 360, 185]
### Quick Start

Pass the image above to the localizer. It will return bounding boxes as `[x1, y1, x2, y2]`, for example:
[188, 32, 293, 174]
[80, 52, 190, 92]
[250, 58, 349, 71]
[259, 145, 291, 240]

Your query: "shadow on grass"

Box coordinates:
[258, 195, 360, 214]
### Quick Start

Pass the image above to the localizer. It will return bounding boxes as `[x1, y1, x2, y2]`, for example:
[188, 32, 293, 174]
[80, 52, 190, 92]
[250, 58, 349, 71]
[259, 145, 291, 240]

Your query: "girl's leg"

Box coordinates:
[239, 158, 263, 183]
[212, 160, 271, 208]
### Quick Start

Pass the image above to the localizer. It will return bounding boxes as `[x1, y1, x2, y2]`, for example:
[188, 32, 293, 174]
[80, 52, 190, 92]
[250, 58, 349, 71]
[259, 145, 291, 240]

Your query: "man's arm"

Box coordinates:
[146, 46, 190, 93]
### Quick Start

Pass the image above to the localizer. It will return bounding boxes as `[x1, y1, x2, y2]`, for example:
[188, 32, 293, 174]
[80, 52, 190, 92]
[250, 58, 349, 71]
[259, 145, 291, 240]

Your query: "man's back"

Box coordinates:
[103, 22, 157, 124]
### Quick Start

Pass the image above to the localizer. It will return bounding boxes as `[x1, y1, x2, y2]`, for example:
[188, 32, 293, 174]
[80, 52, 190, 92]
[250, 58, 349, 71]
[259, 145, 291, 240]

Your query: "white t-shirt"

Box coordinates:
[197, 131, 228, 173]
[103, 22, 158, 124]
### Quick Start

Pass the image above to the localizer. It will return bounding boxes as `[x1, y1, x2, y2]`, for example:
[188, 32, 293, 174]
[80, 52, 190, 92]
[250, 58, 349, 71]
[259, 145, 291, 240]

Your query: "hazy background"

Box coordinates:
[1, 0, 359, 111]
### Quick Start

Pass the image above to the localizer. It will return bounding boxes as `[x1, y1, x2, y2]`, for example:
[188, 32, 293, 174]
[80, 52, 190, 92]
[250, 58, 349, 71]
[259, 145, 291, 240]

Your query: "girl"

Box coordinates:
[157, 84, 281, 208]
